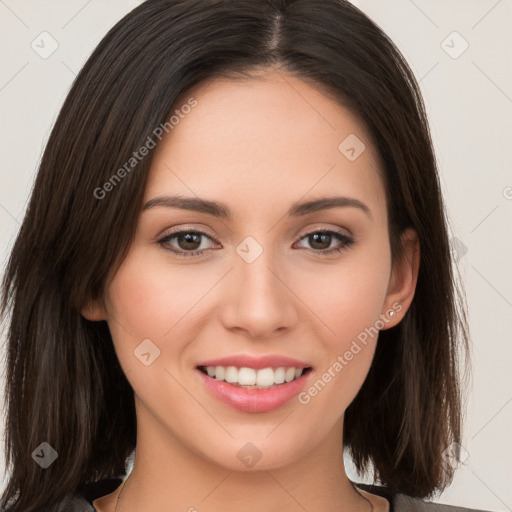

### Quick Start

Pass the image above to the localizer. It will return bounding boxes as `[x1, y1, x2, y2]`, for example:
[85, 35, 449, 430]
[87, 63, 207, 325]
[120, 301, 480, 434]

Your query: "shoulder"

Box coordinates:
[52, 494, 97, 512]
[355, 482, 496, 512]
[393, 493, 495, 512]
[14, 478, 124, 512]
[70, 477, 124, 511]
[3, 494, 97, 512]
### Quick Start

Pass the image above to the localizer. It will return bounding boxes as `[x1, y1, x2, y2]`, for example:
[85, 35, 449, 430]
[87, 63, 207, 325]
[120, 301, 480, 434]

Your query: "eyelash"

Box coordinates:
[156, 228, 355, 258]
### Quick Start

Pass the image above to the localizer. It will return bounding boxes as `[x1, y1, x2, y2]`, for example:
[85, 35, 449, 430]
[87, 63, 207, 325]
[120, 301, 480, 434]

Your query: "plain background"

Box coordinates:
[0, 1, 510, 510]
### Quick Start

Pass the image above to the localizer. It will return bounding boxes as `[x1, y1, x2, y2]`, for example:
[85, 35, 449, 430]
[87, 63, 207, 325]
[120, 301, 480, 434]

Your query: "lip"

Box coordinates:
[196, 367, 312, 413]
[196, 354, 312, 370]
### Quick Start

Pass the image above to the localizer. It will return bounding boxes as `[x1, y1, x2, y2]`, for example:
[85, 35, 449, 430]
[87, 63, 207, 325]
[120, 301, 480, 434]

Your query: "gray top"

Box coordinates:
[31, 479, 495, 512]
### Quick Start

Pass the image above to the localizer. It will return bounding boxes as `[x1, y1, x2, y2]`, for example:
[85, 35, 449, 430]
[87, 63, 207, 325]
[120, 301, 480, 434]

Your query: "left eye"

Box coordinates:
[294, 230, 354, 253]
[157, 229, 354, 257]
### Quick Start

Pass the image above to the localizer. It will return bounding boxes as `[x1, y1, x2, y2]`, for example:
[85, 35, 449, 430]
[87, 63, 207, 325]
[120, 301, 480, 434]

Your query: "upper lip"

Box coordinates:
[196, 354, 312, 370]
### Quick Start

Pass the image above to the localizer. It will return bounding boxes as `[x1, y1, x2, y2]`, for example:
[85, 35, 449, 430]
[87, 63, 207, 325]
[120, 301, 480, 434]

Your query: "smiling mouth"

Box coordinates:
[197, 365, 313, 389]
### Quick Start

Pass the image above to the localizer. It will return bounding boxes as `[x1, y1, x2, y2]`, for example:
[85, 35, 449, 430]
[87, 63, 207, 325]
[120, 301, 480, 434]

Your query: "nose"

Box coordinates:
[219, 244, 298, 339]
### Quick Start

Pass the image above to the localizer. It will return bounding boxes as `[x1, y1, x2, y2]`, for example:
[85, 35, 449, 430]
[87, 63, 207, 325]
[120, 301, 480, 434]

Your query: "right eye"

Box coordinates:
[157, 229, 220, 257]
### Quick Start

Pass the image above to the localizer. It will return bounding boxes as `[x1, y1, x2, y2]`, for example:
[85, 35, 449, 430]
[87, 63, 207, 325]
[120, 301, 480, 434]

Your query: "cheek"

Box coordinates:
[103, 249, 220, 415]
[296, 278, 385, 428]
[293, 242, 391, 412]
[106, 246, 216, 332]
[296, 243, 391, 350]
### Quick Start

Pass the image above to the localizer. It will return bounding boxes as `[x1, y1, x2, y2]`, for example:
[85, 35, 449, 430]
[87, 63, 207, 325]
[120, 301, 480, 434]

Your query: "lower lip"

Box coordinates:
[196, 368, 311, 413]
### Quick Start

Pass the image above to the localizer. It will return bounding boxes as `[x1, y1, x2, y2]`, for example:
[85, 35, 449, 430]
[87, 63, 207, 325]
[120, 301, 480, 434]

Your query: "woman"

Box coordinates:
[0, 1, 483, 511]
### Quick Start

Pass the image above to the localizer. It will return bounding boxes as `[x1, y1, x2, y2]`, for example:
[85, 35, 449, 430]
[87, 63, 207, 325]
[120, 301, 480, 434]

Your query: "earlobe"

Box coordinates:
[381, 228, 420, 329]
[81, 297, 108, 321]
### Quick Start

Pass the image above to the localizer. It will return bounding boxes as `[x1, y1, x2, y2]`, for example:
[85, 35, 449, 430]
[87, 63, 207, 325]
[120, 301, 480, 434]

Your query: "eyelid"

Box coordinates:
[157, 224, 352, 243]
[157, 225, 221, 244]
[298, 224, 353, 239]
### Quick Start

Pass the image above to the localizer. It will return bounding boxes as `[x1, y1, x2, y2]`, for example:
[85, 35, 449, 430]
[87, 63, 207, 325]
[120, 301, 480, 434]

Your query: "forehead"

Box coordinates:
[145, 71, 386, 221]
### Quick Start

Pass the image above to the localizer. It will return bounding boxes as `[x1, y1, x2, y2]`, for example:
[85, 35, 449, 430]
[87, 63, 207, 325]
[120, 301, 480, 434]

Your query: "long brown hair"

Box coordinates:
[1, 1, 469, 510]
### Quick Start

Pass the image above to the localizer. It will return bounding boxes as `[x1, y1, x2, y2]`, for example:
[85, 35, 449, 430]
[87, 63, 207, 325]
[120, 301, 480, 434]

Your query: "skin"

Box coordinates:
[83, 68, 419, 512]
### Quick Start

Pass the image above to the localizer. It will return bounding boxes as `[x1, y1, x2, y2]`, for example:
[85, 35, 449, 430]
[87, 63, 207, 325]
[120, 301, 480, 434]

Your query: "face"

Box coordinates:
[84, 69, 418, 472]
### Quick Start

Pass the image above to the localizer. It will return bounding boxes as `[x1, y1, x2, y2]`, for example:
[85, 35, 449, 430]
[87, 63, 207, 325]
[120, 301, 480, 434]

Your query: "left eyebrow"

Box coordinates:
[287, 196, 372, 219]
[142, 195, 372, 220]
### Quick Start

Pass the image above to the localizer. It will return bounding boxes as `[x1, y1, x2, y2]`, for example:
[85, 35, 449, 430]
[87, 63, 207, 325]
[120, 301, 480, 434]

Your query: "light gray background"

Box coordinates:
[0, 1, 511, 510]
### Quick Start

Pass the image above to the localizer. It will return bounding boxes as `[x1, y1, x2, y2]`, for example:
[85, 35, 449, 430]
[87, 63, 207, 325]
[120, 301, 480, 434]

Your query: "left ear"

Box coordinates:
[380, 228, 420, 329]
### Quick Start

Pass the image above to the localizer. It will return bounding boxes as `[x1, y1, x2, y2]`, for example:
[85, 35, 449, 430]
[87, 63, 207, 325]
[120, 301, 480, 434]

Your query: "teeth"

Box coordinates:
[225, 366, 238, 384]
[274, 367, 285, 384]
[239, 367, 257, 386]
[202, 366, 307, 388]
[256, 367, 273, 387]
[285, 367, 295, 382]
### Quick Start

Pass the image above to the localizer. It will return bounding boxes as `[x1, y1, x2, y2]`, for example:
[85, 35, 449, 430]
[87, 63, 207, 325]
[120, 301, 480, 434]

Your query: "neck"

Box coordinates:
[109, 406, 376, 512]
